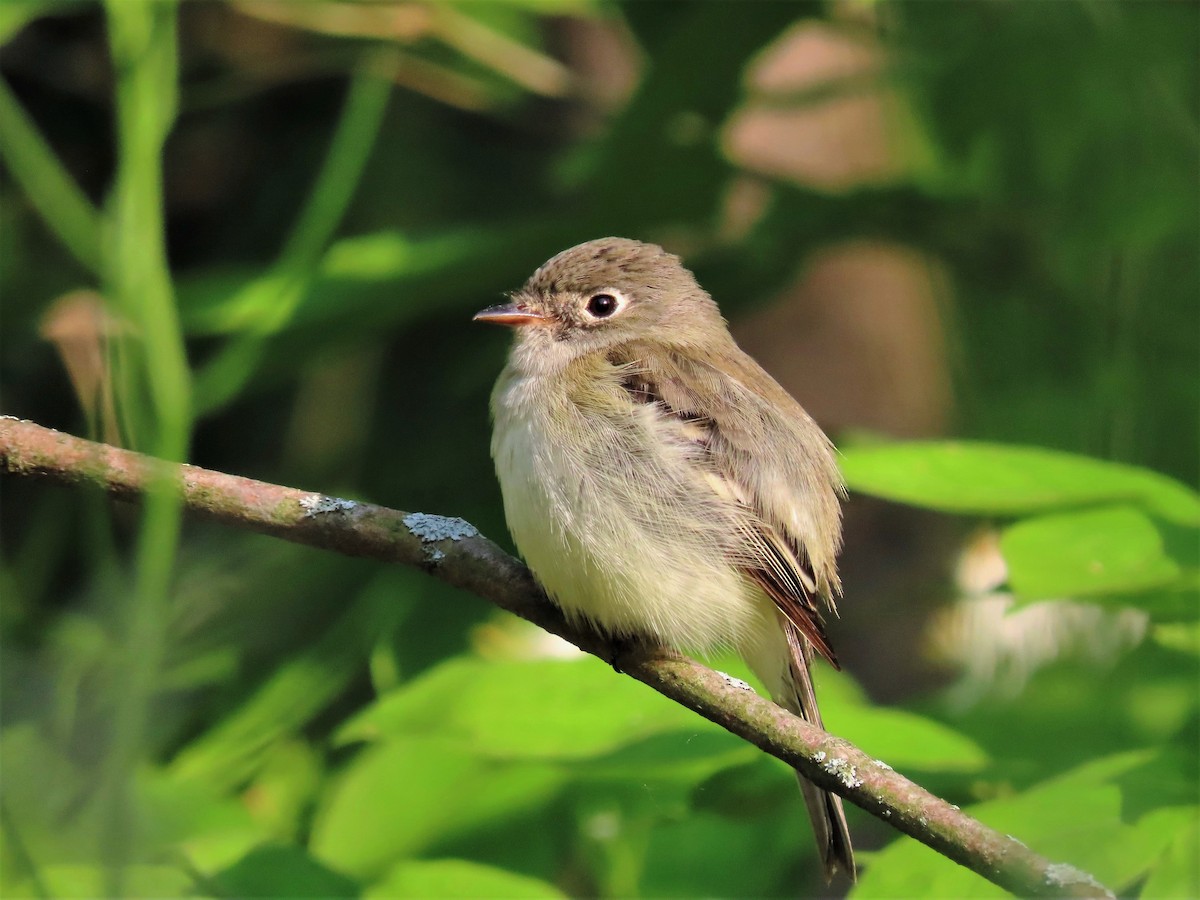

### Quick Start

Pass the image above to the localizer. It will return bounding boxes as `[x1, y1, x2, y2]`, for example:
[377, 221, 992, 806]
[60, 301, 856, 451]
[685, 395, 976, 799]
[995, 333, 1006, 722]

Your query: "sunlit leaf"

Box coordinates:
[1139, 810, 1200, 899]
[311, 737, 562, 879]
[139, 769, 261, 873]
[337, 657, 701, 759]
[1150, 622, 1200, 655]
[841, 442, 1200, 526]
[577, 730, 755, 781]
[1001, 505, 1183, 600]
[240, 739, 325, 842]
[365, 858, 564, 900]
[814, 668, 989, 771]
[853, 751, 1173, 898]
[833, 706, 988, 773]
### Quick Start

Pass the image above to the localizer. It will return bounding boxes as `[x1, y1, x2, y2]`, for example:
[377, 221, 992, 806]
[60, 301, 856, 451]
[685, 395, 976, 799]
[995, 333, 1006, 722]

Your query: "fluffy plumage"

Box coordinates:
[481, 237, 854, 881]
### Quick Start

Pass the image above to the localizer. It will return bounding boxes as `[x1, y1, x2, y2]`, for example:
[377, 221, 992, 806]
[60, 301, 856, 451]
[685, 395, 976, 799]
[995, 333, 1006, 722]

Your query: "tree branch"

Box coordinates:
[0, 417, 1112, 899]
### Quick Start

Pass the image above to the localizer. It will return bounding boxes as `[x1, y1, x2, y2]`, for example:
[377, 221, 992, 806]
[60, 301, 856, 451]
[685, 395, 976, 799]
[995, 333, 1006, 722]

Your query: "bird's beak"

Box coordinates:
[473, 302, 551, 327]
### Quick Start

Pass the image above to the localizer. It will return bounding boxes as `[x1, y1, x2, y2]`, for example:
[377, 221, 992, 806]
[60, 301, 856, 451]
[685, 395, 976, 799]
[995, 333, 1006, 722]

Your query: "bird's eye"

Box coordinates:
[586, 293, 618, 318]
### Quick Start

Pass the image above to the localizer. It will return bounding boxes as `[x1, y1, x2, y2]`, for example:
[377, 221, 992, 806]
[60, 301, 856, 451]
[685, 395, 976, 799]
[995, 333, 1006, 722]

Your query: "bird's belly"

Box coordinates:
[492, 395, 776, 656]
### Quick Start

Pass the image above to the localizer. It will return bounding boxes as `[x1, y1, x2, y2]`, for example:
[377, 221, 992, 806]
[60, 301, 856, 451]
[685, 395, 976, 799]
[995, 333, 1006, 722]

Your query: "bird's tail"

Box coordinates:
[778, 624, 855, 883]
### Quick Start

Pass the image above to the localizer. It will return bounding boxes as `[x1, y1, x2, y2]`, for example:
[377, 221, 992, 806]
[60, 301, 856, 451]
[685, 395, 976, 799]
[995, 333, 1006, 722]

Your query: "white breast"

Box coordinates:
[490, 365, 780, 661]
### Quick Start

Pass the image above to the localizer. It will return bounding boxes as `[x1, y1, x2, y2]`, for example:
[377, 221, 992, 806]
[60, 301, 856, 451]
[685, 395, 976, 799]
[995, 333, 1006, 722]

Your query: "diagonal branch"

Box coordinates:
[0, 417, 1112, 899]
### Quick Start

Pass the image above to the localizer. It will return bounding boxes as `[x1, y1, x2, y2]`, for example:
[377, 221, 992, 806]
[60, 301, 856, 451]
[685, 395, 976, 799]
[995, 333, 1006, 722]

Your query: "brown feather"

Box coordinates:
[610, 342, 841, 668]
[783, 622, 856, 881]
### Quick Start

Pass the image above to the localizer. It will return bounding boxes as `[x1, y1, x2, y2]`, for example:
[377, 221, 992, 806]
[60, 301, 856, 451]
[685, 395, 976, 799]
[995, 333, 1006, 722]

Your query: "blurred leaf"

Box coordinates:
[139, 769, 262, 873]
[194, 61, 394, 414]
[582, 1, 802, 224]
[578, 730, 754, 781]
[311, 738, 480, 877]
[365, 858, 564, 900]
[0, 74, 102, 273]
[833, 706, 988, 774]
[159, 647, 239, 691]
[337, 657, 701, 760]
[311, 737, 562, 879]
[1139, 810, 1200, 899]
[841, 442, 1200, 526]
[432, 4, 572, 99]
[1001, 505, 1184, 601]
[0, 1, 62, 45]
[179, 224, 557, 338]
[170, 572, 418, 789]
[4, 865, 193, 900]
[444, 0, 603, 15]
[639, 808, 801, 899]
[1112, 747, 1199, 821]
[692, 756, 796, 819]
[240, 739, 324, 843]
[1081, 581, 1200, 624]
[853, 751, 1173, 898]
[1150, 622, 1200, 655]
[816, 668, 989, 772]
[210, 843, 360, 899]
[0, 723, 97, 868]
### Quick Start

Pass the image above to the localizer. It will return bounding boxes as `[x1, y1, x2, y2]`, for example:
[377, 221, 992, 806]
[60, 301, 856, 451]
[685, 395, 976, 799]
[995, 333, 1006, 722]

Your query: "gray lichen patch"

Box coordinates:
[1044, 863, 1112, 897]
[300, 494, 359, 517]
[716, 671, 752, 691]
[821, 755, 863, 789]
[403, 512, 478, 543]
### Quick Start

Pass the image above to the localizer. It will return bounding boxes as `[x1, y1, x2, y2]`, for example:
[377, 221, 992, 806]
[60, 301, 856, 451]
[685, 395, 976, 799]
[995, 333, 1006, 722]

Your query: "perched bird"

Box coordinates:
[476, 237, 853, 881]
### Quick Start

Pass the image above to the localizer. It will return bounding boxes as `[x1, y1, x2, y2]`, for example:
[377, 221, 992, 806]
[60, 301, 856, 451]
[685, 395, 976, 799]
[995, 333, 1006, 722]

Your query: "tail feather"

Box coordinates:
[795, 769, 855, 883]
[781, 623, 855, 883]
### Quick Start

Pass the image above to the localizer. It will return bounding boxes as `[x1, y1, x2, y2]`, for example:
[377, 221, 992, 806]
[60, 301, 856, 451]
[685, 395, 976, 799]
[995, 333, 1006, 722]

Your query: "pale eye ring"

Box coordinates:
[585, 293, 619, 318]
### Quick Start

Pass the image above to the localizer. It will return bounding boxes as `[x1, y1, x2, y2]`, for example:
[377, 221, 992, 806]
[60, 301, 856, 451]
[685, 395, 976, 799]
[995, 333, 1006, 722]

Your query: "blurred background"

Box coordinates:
[1, 1, 1196, 897]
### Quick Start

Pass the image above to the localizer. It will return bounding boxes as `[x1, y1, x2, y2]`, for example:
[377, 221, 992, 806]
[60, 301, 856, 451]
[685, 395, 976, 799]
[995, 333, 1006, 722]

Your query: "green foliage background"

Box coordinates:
[1, 1, 1196, 897]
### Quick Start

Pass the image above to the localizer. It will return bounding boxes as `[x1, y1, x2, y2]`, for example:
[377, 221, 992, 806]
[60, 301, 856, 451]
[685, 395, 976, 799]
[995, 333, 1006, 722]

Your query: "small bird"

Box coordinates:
[476, 237, 854, 881]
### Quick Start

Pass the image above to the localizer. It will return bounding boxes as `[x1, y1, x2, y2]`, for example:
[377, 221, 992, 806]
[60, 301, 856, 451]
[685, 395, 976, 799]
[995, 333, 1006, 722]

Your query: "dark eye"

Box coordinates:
[586, 293, 618, 318]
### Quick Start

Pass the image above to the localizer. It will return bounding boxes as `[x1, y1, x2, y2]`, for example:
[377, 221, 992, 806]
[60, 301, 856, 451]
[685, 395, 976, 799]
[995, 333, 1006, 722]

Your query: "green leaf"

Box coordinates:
[1001, 505, 1183, 600]
[853, 752, 1170, 898]
[2, 865, 193, 900]
[639, 808, 801, 898]
[310, 738, 563, 879]
[0, 723, 98, 870]
[577, 730, 755, 781]
[1150, 621, 1200, 655]
[210, 844, 360, 899]
[840, 442, 1200, 526]
[0, 2, 62, 46]
[365, 859, 565, 900]
[170, 573, 418, 789]
[239, 739, 325, 843]
[816, 668, 989, 772]
[832, 706, 989, 773]
[138, 769, 262, 873]
[1140, 809, 1200, 899]
[311, 738, 478, 876]
[0, 71, 103, 273]
[181, 226, 552, 337]
[1092, 580, 1200, 623]
[337, 657, 701, 760]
